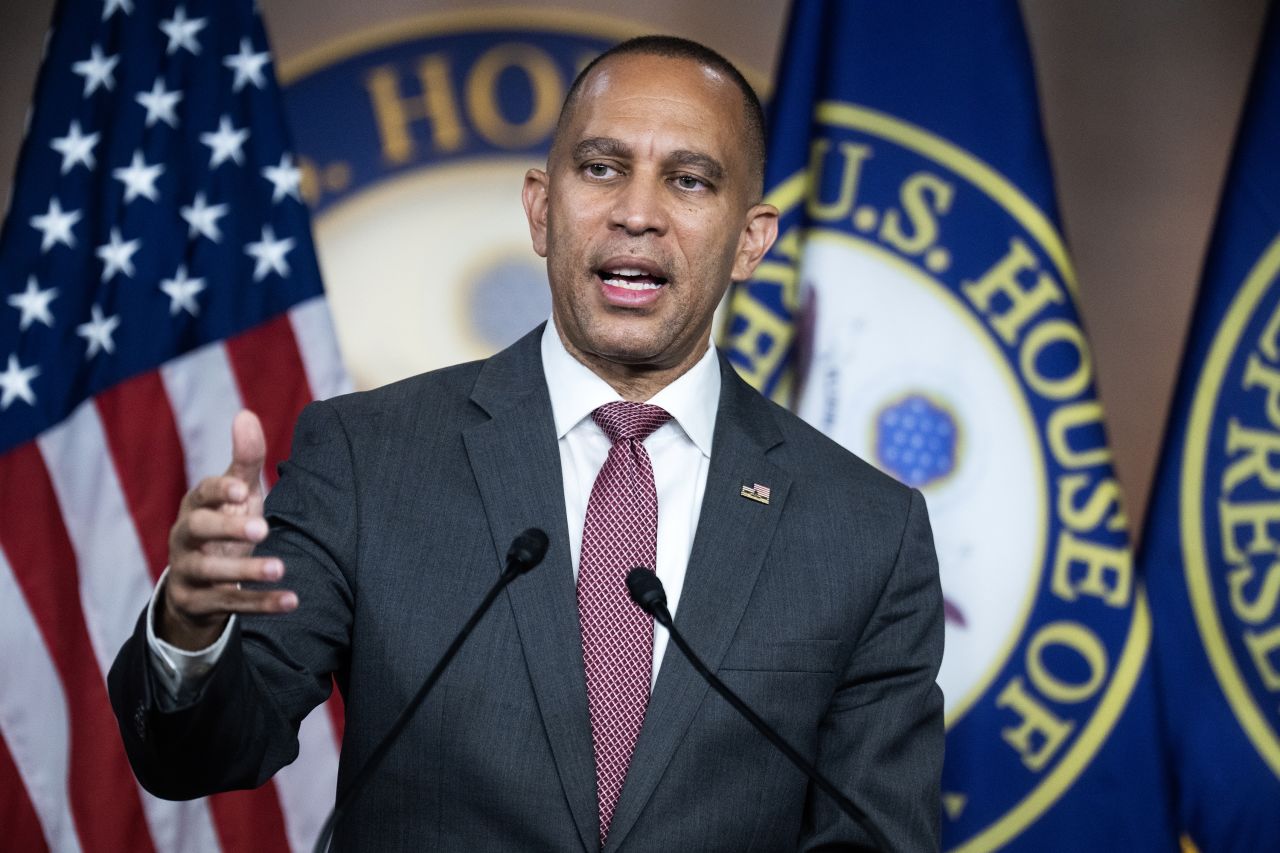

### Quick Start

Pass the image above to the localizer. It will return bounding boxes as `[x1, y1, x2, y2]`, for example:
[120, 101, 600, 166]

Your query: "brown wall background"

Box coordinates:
[0, 0, 1271, 537]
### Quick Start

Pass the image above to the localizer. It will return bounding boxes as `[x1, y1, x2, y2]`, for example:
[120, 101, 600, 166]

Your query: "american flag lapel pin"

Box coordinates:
[740, 482, 771, 505]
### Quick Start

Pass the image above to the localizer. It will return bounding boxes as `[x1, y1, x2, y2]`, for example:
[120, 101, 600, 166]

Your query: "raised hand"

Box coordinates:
[160, 410, 297, 650]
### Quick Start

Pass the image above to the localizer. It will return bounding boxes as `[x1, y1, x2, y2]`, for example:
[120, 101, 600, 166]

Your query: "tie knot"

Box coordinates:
[592, 401, 671, 444]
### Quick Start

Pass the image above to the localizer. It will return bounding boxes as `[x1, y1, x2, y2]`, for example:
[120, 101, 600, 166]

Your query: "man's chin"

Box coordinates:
[569, 316, 659, 354]
[586, 332, 712, 377]
[556, 309, 706, 372]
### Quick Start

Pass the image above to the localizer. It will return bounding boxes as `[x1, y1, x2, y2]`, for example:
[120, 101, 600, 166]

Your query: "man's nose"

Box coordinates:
[610, 176, 669, 236]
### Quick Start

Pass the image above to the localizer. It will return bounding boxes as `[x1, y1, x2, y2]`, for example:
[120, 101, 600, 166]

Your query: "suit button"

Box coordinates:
[134, 703, 147, 741]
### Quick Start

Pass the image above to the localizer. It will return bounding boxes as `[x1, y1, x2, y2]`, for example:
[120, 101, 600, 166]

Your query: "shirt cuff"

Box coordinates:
[145, 567, 236, 701]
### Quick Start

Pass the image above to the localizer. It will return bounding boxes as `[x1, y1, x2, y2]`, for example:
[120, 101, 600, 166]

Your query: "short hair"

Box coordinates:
[554, 35, 767, 199]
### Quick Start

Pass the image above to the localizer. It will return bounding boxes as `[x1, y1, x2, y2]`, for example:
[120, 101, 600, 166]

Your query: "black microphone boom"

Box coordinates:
[625, 567, 891, 852]
[312, 528, 550, 853]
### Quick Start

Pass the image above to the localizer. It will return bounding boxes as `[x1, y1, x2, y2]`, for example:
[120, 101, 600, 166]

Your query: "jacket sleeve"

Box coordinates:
[108, 399, 357, 798]
[800, 488, 945, 852]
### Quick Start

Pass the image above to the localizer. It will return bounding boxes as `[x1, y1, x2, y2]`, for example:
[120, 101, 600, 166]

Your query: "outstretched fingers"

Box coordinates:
[166, 573, 298, 618]
[185, 474, 251, 510]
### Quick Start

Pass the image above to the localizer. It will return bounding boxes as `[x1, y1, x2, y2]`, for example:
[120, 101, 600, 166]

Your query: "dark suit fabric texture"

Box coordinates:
[109, 325, 945, 852]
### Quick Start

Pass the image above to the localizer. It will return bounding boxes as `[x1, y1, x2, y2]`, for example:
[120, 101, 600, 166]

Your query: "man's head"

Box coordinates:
[522, 36, 778, 398]
[555, 37, 768, 201]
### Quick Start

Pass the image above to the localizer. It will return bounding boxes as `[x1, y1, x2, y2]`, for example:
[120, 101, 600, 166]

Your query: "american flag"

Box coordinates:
[0, 1, 348, 850]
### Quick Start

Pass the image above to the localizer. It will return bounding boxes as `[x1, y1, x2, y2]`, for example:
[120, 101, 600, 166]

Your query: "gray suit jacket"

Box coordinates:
[109, 326, 944, 851]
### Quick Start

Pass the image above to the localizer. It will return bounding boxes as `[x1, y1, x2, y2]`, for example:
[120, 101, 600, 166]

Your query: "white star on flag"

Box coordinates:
[102, 0, 133, 19]
[7, 277, 58, 331]
[245, 225, 296, 281]
[179, 192, 229, 242]
[159, 265, 206, 316]
[29, 197, 82, 252]
[50, 120, 100, 174]
[200, 114, 250, 168]
[96, 227, 142, 281]
[135, 77, 183, 128]
[223, 37, 270, 92]
[112, 150, 165, 203]
[262, 153, 302, 203]
[71, 44, 119, 96]
[0, 354, 40, 409]
[159, 6, 207, 55]
[76, 305, 121, 359]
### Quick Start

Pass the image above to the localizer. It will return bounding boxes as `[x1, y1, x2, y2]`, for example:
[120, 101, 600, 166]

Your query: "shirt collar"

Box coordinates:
[540, 318, 720, 456]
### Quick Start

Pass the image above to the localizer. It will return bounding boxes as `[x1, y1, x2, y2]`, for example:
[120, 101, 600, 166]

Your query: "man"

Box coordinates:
[110, 36, 944, 851]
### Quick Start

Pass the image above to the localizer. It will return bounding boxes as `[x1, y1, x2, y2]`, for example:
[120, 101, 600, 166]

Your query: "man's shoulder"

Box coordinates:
[748, 388, 913, 505]
[319, 326, 544, 422]
[295, 357, 500, 450]
[326, 358, 487, 413]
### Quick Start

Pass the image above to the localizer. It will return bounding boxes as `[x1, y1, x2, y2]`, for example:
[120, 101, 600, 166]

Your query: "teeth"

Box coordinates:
[608, 267, 649, 277]
[604, 277, 662, 291]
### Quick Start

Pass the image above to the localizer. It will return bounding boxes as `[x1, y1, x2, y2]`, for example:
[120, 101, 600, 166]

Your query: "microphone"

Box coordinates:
[312, 528, 550, 853]
[505, 528, 550, 573]
[625, 568, 891, 852]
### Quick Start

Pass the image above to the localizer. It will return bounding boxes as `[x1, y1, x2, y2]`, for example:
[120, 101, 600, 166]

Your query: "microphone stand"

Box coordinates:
[311, 529, 548, 853]
[626, 568, 891, 852]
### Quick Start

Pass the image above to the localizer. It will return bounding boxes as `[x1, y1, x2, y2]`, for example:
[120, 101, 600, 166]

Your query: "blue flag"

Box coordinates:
[725, 1, 1178, 848]
[0, 1, 346, 849]
[1141, 4, 1280, 849]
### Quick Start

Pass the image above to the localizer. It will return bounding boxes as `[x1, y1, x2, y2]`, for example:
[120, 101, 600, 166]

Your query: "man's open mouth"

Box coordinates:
[598, 267, 669, 290]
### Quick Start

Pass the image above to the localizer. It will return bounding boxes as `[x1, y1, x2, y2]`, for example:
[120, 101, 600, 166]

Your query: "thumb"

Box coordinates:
[226, 409, 267, 489]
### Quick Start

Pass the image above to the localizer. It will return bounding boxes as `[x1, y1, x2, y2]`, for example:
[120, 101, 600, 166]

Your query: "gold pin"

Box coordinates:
[740, 483, 771, 505]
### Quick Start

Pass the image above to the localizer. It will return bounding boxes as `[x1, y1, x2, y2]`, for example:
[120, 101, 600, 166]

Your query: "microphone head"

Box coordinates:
[626, 567, 667, 615]
[507, 528, 550, 574]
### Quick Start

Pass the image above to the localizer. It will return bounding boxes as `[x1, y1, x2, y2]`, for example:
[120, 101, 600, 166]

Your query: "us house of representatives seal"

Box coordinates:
[726, 101, 1151, 851]
[1180, 233, 1280, 783]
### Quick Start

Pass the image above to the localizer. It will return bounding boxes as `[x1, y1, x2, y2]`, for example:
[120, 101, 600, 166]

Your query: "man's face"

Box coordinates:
[523, 54, 777, 382]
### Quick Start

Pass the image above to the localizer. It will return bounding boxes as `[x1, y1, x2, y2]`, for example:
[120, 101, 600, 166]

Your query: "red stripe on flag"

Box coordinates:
[206, 787, 291, 853]
[0, 729, 48, 853]
[327, 688, 346, 744]
[95, 373, 295, 853]
[94, 372, 184, 582]
[0, 444, 156, 853]
[224, 315, 313, 489]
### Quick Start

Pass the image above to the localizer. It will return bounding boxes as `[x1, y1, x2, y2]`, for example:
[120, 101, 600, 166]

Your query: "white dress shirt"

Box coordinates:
[540, 319, 719, 685]
[147, 320, 720, 695]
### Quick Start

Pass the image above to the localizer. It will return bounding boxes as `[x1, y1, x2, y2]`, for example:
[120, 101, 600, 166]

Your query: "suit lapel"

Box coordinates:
[462, 328, 599, 852]
[605, 358, 791, 851]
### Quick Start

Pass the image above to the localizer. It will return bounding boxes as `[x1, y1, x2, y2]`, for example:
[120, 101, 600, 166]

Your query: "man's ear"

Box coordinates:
[522, 168, 550, 258]
[731, 202, 780, 281]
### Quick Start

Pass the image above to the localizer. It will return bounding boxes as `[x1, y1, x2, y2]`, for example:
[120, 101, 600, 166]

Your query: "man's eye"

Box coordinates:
[585, 163, 614, 178]
[675, 175, 705, 190]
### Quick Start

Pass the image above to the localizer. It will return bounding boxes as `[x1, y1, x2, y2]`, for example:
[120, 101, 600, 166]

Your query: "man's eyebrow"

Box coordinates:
[571, 137, 631, 161]
[570, 139, 726, 182]
[668, 150, 724, 181]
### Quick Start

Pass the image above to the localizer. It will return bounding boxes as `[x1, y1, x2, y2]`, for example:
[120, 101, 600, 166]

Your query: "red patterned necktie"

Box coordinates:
[578, 400, 671, 846]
